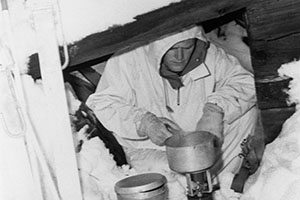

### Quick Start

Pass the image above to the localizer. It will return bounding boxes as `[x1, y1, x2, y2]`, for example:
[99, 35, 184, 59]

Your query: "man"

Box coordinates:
[87, 25, 258, 182]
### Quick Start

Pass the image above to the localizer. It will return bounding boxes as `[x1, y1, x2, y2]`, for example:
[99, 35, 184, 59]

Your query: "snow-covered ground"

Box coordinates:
[240, 60, 300, 200]
[213, 60, 300, 200]
[76, 137, 187, 200]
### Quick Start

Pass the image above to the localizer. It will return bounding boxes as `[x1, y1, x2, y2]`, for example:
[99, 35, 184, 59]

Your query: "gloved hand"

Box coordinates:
[137, 112, 181, 146]
[196, 103, 224, 143]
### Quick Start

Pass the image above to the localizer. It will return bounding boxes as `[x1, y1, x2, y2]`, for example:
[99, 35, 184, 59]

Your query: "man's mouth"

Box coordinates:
[172, 60, 185, 65]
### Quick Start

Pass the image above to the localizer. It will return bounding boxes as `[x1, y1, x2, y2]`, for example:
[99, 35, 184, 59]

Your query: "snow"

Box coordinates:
[65, 82, 187, 200]
[77, 138, 133, 200]
[278, 60, 300, 108]
[239, 60, 300, 200]
[200, 59, 300, 200]
[76, 132, 187, 200]
[206, 20, 253, 73]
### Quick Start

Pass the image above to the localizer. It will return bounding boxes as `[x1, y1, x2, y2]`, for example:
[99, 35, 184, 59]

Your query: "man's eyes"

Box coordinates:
[184, 45, 194, 49]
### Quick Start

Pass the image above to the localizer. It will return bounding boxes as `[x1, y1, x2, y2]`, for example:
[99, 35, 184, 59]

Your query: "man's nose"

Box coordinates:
[175, 48, 183, 60]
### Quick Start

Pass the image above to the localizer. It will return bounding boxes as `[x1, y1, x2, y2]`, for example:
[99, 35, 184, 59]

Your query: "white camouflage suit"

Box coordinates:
[87, 26, 257, 182]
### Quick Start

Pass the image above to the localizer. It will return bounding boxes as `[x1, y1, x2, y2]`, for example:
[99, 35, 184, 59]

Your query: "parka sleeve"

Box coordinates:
[86, 55, 148, 140]
[206, 47, 257, 124]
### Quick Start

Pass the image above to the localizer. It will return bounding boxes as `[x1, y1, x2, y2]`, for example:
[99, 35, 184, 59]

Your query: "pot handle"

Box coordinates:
[213, 135, 223, 149]
[163, 123, 184, 146]
[164, 123, 184, 135]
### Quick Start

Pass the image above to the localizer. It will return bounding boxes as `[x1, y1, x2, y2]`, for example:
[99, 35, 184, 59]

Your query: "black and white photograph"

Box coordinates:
[0, 0, 299, 199]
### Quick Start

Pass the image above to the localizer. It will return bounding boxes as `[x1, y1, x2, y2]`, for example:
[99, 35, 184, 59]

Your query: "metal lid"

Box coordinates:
[115, 173, 167, 194]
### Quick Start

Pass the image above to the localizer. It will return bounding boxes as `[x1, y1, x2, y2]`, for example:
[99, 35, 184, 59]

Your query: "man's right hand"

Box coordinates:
[137, 112, 181, 146]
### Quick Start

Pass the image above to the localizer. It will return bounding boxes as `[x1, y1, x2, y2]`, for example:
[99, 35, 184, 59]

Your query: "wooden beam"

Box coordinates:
[261, 107, 295, 144]
[28, 0, 250, 78]
[246, 0, 300, 111]
[247, 0, 300, 40]
[28, 0, 296, 113]
[255, 77, 292, 109]
[65, 0, 250, 67]
[250, 33, 300, 79]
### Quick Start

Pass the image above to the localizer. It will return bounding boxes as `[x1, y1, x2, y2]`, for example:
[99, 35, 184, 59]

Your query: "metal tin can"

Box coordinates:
[114, 173, 168, 200]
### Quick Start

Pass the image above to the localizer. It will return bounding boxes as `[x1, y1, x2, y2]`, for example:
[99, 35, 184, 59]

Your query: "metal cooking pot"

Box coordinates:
[165, 131, 219, 173]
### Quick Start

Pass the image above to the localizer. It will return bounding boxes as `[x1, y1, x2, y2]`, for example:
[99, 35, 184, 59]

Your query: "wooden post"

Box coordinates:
[30, 1, 82, 199]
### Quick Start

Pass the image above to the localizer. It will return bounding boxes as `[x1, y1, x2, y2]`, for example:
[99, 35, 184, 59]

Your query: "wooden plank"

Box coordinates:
[250, 32, 300, 79]
[33, 7, 83, 199]
[28, 0, 296, 113]
[255, 77, 292, 109]
[247, 0, 300, 40]
[65, 0, 250, 67]
[29, 0, 250, 77]
[245, 0, 300, 111]
[261, 107, 295, 144]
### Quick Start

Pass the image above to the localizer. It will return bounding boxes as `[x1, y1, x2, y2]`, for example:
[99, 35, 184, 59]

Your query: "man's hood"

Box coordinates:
[144, 25, 207, 70]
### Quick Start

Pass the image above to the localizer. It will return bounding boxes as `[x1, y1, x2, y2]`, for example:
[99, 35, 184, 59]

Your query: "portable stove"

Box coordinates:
[165, 131, 218, 200]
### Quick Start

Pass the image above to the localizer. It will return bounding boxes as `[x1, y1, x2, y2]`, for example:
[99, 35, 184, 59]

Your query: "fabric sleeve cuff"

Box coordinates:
[206, 96, 240, 124]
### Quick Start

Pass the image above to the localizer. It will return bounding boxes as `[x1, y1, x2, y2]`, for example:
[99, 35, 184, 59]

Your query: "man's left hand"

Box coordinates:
[196, 103, 224, 143]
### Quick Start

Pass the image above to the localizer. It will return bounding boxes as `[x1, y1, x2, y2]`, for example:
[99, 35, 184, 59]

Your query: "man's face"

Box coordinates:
[162, 39, 196, 73]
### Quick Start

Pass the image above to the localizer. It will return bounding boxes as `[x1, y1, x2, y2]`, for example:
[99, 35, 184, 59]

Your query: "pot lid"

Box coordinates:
[115, 173, 167, 194]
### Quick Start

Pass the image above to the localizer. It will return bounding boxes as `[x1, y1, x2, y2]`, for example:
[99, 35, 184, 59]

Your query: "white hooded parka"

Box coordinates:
[87, 26, 257, 153]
